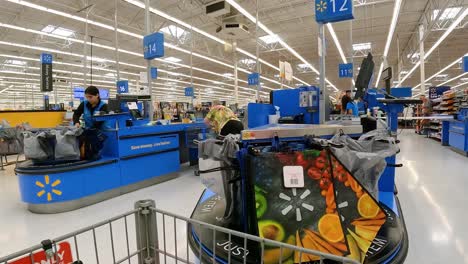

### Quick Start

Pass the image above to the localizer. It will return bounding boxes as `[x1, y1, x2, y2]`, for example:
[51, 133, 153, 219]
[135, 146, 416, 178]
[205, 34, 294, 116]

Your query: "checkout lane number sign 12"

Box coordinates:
[315, 0, 354, 24]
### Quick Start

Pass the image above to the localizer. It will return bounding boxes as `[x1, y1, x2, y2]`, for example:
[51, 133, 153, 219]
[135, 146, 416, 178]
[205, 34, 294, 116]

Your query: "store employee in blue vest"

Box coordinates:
[346, 98, 360, 117]
[73, 86, 108, 128]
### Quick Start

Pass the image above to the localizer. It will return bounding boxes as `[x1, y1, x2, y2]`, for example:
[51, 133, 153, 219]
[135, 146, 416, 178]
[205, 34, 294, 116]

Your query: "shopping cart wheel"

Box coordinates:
[194, 170, 200, 176]
[72, 261, 83, 264]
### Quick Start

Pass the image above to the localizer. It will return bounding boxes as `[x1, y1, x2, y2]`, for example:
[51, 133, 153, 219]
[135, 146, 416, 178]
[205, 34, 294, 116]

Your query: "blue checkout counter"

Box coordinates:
[16, 114, 207, 214]
[442, 108, 468, 156]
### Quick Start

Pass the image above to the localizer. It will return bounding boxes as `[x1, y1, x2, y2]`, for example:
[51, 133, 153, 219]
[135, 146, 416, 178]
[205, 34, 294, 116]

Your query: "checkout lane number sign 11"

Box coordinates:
[315, 0, 354, 23]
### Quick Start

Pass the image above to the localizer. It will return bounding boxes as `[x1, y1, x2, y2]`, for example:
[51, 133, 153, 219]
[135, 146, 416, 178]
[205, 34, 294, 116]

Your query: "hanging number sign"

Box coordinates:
[315, 0, 354, 23]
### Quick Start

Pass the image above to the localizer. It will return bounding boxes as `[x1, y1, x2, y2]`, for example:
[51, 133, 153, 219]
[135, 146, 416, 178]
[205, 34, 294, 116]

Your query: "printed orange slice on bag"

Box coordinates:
[358, 194, 380, 219]
[318, 214, 344, 243]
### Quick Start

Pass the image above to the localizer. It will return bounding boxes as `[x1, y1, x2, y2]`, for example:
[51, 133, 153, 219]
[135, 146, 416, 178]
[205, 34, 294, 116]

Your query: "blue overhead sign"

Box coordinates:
[143, 32, 164, 60]
[151, 67, 158, 79]
[40, 53, 53, 64]
[463, 56, 468, 73]
[339, 63, 353, 78]
[315, 0, 354, 23]
[117, 80, 129, 94]
[185, 87, 194, 97]
[248, 72, 260, 86]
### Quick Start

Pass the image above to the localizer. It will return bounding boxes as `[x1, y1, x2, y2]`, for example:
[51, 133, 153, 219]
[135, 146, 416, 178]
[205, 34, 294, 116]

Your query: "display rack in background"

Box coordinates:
[425, 86, 451, 140]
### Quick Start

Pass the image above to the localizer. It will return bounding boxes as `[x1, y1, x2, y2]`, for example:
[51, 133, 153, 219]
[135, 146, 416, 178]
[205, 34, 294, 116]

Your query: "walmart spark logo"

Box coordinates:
[316, 0, 327, 12]
[36, 175, 62, 202]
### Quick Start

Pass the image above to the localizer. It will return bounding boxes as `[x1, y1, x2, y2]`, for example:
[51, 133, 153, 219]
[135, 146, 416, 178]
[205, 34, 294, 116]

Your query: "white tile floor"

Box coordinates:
[1, 130, 468, 263]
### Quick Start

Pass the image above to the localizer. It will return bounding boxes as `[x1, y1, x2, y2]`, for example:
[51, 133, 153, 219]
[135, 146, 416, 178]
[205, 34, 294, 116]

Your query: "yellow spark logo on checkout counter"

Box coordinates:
[36, 175, 62, 202]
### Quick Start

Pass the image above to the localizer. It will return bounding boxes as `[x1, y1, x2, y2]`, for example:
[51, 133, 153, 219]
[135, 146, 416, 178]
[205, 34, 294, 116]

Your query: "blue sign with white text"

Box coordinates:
[463, 56, 468, 73]
[315, 0, 354, 23]
[41, 53, 53, 64]
[143, 32, 164, 60]
[117, 80, 129, 94]
[248, 73, 260, 85]
[339, 63, 353, 78]
[151, 67, 158, 79]
[185, 87, 194, 97]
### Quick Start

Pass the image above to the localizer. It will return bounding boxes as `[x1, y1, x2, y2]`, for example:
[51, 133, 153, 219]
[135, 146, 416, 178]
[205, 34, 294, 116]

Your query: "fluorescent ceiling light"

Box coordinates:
[352, 42, 372, 51]
[436, 74, 448, 78]
[400, 70, 409, 75]
[3, 1, 299, 89]
[222, 73, 234, 77]
[274, 74, 280, 78]
[298, 63, 311, 69]
[41, 25, 74, 37]
[461, 78, 468, 82]
[407, 53, 420, 59]
[104, 73, 116, 77]
[225, 0, 335, 90]
[160, 25, 188, 38]
[432, 7, 462, 21]
[438, 72, 468, 86]
[399, 8, 468, 87]
[259, 34, 280, 44]
[375, 0, 403, 87]
[163, 57, 182, 63]
[240, 58, 256, 65]
[5, 59, 26, 66]
[327, 24, 347, 64]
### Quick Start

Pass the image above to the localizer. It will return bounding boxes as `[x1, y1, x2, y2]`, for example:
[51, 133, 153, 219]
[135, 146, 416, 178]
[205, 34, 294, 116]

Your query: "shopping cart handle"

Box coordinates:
[387, 163, 403, 168]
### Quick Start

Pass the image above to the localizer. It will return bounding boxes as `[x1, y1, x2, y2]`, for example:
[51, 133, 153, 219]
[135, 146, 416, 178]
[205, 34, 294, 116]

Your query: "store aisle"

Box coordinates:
[397, 130, 468, 264]
[1, 131, 468, 263]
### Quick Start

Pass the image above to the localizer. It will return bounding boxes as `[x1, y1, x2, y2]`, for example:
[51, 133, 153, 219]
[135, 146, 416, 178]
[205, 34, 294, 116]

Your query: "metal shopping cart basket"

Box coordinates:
[0, 200, 359, 264]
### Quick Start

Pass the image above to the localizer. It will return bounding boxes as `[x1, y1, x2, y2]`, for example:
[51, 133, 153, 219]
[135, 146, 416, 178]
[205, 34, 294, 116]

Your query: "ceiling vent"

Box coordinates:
[216, 22, 250, 39]
[206, 1, 230, 18]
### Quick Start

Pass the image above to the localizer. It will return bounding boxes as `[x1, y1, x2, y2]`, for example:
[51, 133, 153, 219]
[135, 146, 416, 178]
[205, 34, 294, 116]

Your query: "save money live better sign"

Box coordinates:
[10, 242, 73, 264]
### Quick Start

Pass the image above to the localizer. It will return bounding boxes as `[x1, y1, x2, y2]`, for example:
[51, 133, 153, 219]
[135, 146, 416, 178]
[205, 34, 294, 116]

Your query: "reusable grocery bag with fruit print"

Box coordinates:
[248, 148, 386, 264]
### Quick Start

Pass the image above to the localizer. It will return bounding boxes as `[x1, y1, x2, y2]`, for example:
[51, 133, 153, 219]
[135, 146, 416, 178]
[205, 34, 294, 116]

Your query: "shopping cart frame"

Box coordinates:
[0, 199, 359, 264]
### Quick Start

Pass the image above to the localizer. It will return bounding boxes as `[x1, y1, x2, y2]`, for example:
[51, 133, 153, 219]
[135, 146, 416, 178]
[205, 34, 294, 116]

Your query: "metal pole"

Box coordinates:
[350, 20, 354, 91]
[90, 36, 93, 85]
[255, 0, 260, 101]
[319, 23, 326, 123]
[134, 200, 159, 264]
[83, 3, 89, 87]
[190, 1, 194, 109]
[419, 24, 426, 95]
[114, 0, 120, 82]
[233, 41, 239, 105]
[145, 0, 154, 121]
[397, 35, 401, 84]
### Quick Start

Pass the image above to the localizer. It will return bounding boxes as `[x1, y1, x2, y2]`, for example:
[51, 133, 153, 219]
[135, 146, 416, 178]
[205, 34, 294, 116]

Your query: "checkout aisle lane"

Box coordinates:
[396, 130, 468, 264]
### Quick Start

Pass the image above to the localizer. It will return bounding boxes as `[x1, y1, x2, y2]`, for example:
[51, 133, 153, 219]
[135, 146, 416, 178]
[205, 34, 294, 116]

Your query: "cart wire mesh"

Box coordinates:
[0, 200, 359, 264]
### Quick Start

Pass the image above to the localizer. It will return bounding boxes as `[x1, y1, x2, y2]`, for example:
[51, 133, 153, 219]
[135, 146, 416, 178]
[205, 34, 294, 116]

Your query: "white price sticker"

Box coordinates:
[283, 166, 305, 188]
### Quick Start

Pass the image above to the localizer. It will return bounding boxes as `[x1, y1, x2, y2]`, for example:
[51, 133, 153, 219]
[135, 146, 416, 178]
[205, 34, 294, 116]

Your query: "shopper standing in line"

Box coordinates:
[205, 104, 244, 136]
[73, 86, 108, 129]
[341, 90, 352, 114]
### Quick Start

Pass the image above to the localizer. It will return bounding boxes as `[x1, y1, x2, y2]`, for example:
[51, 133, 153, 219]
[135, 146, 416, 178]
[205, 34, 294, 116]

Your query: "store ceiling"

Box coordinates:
[0, 0, 467, 107]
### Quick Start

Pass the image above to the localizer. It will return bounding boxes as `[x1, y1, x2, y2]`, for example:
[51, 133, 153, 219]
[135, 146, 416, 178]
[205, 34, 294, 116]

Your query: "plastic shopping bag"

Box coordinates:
[55, 127, 83, 160]
[330, 129, 399, 200]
